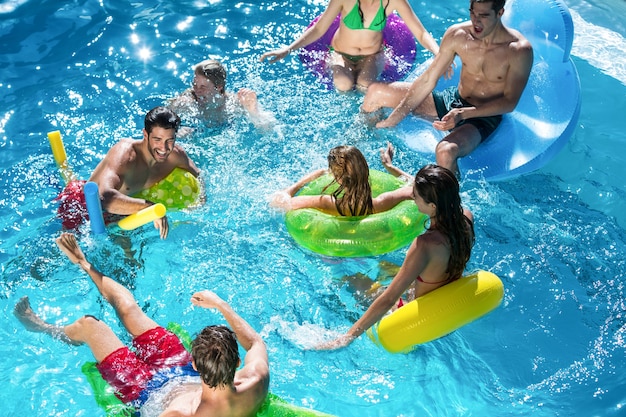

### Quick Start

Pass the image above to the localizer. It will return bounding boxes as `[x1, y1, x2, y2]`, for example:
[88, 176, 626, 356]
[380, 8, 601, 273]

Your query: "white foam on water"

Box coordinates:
[570, 9, 626, 85]
[0, 0, 28, 13]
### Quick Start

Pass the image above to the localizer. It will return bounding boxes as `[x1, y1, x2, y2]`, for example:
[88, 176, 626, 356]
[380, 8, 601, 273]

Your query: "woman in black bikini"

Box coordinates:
[317, 163, 475, 350]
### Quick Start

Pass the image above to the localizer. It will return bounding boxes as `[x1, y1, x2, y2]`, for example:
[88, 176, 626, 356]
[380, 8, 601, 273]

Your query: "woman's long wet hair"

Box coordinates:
[324, 145, 374, 216]
[413, 164, 474, 280]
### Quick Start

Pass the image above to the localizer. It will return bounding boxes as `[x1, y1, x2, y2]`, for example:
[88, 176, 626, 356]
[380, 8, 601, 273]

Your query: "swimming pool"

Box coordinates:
[1, 0, 625, 415]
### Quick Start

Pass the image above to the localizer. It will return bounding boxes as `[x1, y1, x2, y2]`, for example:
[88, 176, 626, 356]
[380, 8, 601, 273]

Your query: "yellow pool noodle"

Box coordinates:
[118, 203, 166, 231]
[47, 130, 67, 166]
[46, 130, 76, 183]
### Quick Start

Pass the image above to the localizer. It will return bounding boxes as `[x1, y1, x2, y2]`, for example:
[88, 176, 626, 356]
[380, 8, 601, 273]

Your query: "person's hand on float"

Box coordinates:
[259, 47, 291, 64]
[304, 168, 328, 182]
[270, 168, 328, 211]
[153, 215, 169, 239]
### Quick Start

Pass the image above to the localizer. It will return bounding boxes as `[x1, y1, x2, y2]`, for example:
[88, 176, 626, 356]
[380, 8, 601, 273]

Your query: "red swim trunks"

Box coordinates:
[55, 180, 120, 230]
[96, 327, 192, 403]
[56, 180, 88, 230]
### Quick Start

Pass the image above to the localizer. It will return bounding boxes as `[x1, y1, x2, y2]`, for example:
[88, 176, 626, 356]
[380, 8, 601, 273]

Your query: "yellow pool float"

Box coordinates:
[367, 270, 504, 353]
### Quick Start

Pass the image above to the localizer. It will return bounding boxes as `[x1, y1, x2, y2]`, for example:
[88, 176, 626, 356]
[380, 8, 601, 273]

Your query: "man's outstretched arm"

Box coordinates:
[191, 291, 269, 375]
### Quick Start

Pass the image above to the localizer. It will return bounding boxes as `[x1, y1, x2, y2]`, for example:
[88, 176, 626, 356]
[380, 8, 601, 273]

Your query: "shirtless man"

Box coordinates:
[15, 233, 270, 417]
[168, 59, 274, 130]
[57, 106, 201, 238]
[362, 0, 533, 175]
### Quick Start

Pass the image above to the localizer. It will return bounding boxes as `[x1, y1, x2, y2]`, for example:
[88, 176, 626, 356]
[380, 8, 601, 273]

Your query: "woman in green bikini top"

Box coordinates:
[260, 0, 440, 92]
[342, 0, 388, 31]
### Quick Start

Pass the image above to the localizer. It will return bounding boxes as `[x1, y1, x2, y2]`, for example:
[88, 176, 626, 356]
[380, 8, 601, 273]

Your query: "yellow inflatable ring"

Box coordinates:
[133, 167, 200, 210]
[285, 170, 427, 257]
[367, 270, 504, 353]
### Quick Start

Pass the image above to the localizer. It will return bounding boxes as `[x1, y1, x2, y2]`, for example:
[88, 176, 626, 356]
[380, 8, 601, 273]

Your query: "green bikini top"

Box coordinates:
[342, 0, 388, 32]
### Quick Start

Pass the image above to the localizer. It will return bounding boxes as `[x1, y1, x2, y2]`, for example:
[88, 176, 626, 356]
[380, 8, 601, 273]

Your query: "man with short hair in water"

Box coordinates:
[168, 59, 274, 130]
[362, 0, 533, 176]
[57, 106, 201, 239]
[14, 233, 270, 417]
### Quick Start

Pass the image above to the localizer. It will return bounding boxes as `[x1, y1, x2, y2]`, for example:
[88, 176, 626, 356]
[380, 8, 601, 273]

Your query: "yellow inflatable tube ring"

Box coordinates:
[367, 270, 504, 353]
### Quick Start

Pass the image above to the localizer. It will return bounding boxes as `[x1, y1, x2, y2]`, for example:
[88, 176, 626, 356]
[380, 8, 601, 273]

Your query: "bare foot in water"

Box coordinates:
[14, 296, 49, 332]
[14, 296, 82, 345]
[55, 233, 86, 265]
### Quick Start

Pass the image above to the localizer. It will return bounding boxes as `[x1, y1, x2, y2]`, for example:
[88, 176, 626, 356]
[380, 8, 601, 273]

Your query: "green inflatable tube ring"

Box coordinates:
[285, 170, 427, 257]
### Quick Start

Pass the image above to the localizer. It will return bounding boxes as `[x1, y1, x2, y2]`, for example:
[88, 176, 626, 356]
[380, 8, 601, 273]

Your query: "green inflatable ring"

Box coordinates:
[133, 167, 201, 210]
[82, 323, 335, 417]
[285, 170, 427, 257]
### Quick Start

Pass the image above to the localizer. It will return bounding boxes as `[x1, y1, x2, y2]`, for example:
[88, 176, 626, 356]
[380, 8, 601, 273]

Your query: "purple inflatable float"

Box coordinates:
[298, 14, 417, 88]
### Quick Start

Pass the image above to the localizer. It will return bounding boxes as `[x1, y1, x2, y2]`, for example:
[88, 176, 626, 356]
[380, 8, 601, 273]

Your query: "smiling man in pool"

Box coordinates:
[361, 0, 533, 177]
[15, 233, 270, 417]
[57, 106, 201, 239]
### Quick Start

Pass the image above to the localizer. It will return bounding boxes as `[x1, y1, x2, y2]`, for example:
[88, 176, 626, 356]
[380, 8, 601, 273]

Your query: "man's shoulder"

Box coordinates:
[510, 29, 532, 53]
[445, 21, 473, 38]
[171, 142, 191, 158]
[104, 138, 136, 156]
[499, 26, 533, 67]
[494, 23, 531, 51]
[108, 137, 138, 149]
[441, 22, 474, 51]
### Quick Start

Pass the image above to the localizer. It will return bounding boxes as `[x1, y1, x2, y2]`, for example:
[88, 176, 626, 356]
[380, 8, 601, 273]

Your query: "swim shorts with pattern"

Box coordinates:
[96, 326, 192, 404]
[56, 180, 88, 230]
[55, 180, 120, 230]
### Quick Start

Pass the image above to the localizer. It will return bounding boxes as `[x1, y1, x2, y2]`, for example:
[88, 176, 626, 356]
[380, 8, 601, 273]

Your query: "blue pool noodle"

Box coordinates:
[83, 182, 106, 234]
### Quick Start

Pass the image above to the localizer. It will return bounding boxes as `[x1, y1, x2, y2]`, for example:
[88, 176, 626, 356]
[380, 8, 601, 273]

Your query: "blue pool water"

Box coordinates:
[1, 0, 625, 416]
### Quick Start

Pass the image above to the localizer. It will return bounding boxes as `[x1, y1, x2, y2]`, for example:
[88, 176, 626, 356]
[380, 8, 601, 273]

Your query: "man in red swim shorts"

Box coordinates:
[56, 106, 201, 239]
[14, 233, 270, 417]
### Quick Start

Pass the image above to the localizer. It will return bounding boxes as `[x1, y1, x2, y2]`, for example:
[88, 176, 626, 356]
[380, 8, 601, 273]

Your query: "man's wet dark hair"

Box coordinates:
[471, 0, 506, 12]
[191, 325, 240, 388]
[144, 106, 181, 134]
